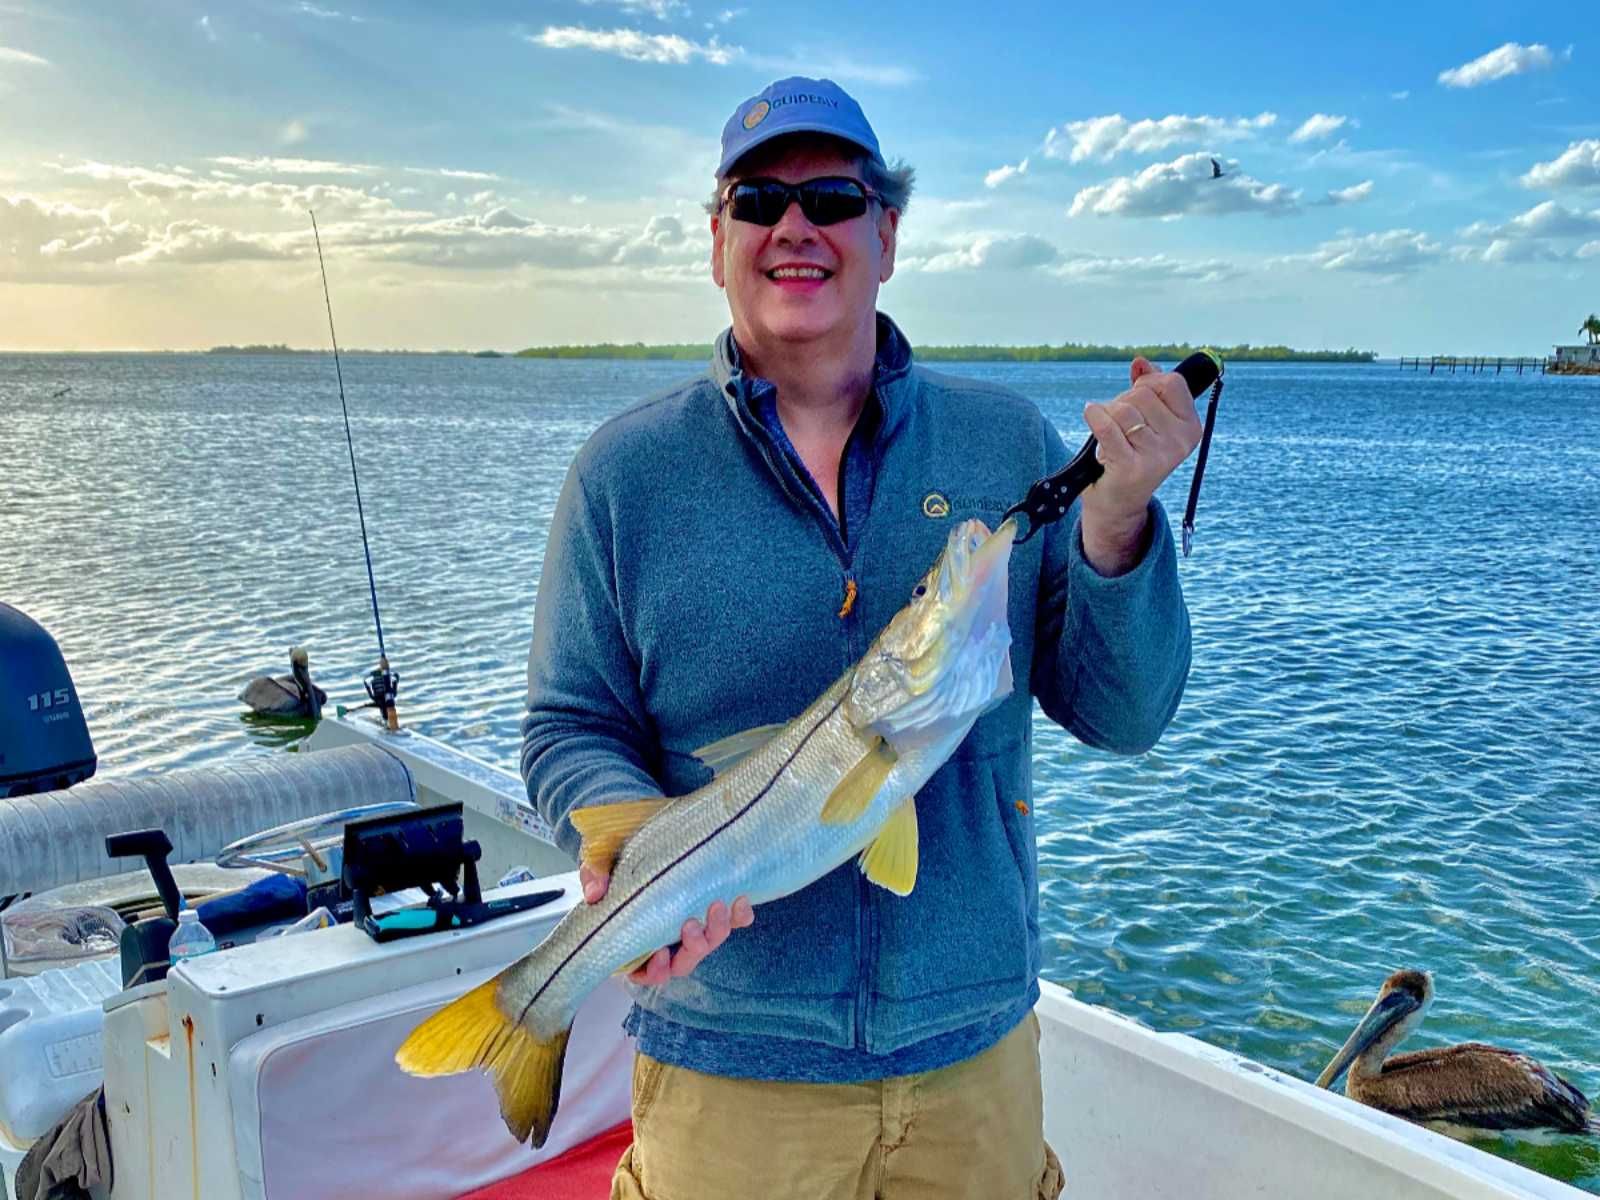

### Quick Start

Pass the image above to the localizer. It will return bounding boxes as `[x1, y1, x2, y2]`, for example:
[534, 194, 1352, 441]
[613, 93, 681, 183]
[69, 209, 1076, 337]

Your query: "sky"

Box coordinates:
[1, 1, 1596, 354]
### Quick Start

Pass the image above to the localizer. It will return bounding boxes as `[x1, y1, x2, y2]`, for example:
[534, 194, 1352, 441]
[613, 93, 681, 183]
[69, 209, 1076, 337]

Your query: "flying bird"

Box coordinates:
[1209, 158, 1226, 180]
[1316, 969, 1599, 1140]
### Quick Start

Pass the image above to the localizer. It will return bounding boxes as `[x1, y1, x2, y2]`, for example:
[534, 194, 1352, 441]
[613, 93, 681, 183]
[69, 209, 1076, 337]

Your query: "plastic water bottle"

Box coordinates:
[168, 908, 217, 964]
[257, 906, 335, 940]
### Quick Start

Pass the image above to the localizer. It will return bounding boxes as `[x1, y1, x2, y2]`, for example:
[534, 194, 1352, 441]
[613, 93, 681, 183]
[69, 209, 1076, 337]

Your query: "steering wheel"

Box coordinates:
[215, 801, 419, 878]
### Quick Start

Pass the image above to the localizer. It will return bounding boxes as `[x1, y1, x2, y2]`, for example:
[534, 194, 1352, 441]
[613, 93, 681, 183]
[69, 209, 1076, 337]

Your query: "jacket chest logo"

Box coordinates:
[922, 492, 950, 519]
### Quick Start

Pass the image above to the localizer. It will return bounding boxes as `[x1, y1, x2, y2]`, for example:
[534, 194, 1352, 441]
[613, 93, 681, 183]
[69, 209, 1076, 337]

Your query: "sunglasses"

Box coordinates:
[721, 176, 880, 227]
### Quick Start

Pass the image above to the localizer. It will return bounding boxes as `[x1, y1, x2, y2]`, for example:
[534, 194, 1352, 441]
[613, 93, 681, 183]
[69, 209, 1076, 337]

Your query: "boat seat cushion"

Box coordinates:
[228, 972, 632, 1200]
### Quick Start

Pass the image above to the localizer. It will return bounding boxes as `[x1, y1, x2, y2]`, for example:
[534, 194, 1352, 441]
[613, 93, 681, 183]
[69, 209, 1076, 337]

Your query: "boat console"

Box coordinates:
[0, 726, 622, 1200]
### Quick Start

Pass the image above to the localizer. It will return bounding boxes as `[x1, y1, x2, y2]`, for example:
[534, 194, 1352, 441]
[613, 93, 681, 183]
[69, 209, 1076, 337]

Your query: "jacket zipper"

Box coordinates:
[837, 565, 874, 1051]
[747, 387, 875, 1049]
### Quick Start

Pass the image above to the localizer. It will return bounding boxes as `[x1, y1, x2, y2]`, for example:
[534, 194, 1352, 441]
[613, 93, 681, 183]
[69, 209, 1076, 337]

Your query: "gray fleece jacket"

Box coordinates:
[521, 314, 1190, 1082]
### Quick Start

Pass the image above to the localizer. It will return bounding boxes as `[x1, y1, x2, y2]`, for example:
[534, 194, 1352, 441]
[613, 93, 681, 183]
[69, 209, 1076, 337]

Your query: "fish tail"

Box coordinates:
[395, 975, 571, 1148]
[1586, 1112, 1600, 1137]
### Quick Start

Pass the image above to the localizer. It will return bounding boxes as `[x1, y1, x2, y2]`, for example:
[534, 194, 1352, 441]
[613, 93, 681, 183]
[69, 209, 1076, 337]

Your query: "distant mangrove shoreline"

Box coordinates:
[198, 341, 1376, 364]
[512, 342, 1376, 364]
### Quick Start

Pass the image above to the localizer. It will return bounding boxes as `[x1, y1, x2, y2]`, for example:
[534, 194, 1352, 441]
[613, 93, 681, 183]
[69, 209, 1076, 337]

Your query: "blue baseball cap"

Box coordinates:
[717, 76, 885, 179]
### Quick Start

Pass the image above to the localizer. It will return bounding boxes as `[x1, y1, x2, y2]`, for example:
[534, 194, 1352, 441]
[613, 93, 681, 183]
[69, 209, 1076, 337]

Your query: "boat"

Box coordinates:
[0, 711, 1589, 1199]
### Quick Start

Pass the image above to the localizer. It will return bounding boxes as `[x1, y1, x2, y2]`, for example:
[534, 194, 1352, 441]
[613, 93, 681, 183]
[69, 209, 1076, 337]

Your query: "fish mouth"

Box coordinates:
[938, 517, 1015, 619]
[848, 516, 1017, 738]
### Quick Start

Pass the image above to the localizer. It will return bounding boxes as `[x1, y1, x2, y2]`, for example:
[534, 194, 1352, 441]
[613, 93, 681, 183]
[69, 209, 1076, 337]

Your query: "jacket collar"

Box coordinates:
[710, 312, 916, 444]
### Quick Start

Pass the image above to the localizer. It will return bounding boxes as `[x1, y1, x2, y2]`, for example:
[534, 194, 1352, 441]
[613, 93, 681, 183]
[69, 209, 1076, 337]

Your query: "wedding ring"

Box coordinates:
[1124, 422, 1148, 437]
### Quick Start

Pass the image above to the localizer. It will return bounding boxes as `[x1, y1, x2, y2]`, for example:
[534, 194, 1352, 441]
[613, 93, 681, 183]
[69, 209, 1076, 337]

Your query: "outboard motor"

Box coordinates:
[0, 602, 96, 797]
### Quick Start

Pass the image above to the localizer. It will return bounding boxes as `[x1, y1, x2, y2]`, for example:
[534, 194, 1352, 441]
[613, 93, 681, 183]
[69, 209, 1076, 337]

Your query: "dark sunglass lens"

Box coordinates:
[799, 180, 869, 226]
[727, 183, 768, 224]
[727, 181, 791, 225]
[727, 178, 870, 226]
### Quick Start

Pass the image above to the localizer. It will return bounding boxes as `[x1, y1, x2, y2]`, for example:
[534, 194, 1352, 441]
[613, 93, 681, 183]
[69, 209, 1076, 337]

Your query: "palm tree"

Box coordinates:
[1581, 314, 1600, 345]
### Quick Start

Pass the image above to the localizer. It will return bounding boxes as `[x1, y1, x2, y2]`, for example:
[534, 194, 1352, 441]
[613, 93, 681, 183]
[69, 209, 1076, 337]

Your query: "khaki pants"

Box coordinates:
[611, 1011, 1065, 1200]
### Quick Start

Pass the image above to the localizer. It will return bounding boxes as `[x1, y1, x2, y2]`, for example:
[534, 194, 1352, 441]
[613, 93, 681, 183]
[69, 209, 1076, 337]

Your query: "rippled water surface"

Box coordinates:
[5, 353, 1598, 1189]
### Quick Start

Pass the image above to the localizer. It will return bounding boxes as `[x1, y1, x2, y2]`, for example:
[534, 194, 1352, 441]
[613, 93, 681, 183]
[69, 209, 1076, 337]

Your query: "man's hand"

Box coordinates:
[580, 862, 755, 986]
[1078, 357, 1203, 576]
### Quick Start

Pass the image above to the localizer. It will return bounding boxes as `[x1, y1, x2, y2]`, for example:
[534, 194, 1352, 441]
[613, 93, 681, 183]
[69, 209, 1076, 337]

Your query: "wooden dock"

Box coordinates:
[1397, 356, 1548, 375]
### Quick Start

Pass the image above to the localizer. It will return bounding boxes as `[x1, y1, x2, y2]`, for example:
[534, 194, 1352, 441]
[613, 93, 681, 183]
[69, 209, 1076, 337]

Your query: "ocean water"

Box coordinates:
[4, 352, 1598, 1189]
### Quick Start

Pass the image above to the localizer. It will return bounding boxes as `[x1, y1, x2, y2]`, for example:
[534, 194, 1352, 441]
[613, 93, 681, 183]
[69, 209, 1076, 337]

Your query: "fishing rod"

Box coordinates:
[310, 210, 401, 732]
[1002, 350, 1224, 556]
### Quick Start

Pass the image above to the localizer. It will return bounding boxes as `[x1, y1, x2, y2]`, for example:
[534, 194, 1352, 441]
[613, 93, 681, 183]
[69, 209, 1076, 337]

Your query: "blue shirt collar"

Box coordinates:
[710, 311, 915, 444]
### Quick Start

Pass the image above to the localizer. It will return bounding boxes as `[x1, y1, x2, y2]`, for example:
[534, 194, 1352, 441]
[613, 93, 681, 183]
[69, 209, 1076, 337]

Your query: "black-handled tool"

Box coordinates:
[106, 829, 184, 920]
[1002, 349, 1224, 554]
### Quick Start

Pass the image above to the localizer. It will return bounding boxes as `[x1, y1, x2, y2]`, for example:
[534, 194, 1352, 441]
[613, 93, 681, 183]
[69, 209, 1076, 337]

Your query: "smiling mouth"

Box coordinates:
[766, 266, 833, 281]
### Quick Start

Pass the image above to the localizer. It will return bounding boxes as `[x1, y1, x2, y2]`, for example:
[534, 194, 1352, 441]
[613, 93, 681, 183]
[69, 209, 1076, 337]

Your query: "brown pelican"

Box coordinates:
[1316, 969, 1599, 1139]
[239, 647, 326, 719]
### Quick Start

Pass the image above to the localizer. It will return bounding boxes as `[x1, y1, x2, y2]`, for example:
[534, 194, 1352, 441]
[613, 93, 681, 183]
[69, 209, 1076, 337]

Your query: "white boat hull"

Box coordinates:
[0, 715, 1586, 1199]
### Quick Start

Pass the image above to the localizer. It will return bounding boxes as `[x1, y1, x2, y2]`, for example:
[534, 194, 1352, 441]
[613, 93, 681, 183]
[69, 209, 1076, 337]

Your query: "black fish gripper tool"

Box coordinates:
[1002, 349, 1224, 555]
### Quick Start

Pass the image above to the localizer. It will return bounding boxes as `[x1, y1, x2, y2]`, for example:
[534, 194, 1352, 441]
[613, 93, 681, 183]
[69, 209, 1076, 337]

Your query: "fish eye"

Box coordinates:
[912, 584, 927, 598]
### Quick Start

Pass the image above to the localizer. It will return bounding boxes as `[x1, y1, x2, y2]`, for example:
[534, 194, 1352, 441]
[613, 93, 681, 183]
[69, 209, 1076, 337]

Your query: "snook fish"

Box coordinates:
[396, 516, 1018, 1147]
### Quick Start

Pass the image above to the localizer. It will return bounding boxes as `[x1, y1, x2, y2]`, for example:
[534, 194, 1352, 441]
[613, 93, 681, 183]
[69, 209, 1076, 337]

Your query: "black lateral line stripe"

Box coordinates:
[518, 689, 849, 1023]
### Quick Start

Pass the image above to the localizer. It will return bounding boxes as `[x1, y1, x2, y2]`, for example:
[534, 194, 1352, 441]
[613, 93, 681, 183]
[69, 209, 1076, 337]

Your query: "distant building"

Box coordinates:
[1553, 343, 1600, 365]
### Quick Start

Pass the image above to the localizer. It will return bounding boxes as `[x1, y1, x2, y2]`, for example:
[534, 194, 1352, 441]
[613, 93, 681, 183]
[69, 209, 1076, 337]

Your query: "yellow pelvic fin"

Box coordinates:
[821, 737, 898, 825]
[614, 949, 655, 977]
[568, 799, 669, 875]
[859, 797, 919, 896]
[394, 975, 571, 1148]
[691, 722, 787, 775]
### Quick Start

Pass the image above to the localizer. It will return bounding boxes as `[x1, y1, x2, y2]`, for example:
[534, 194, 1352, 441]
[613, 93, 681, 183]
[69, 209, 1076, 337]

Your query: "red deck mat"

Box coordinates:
[456, 1122, 632, 1200]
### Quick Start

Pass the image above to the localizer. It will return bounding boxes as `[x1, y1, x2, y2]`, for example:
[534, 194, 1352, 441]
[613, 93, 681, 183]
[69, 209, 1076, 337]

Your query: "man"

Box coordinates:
[522, 76, 1199, 1200]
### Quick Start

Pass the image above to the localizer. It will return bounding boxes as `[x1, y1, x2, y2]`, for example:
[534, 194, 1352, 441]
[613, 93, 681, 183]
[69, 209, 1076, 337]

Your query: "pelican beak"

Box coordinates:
[1314, 987, 1420, 1089]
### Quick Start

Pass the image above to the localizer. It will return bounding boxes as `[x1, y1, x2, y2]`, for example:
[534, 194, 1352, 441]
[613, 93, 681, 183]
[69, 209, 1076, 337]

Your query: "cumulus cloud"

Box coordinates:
[580, 0, 690, 19]
[531, 25, 736, 65]
[1458, 238, 1569, 265]
[983, 159, 1028, 189]
[321, 207, 708, 272]
[1289, 114, 1349, 143]
[1577, 240, 1600, 259]
[1283, 229, 1443, 274]
[1, 194, 292, 274]
[118, 221, 298, 265]
[279, 120, 309, 146]
[3, 195, 129, 268]
[51, 160, 427, 221]
[197, 14, 217, 43]
[1049, 252, 1240, 285]
[294, 2, 364, 20]
[1390, 90, 1410, 101]
[1462, 199, 1600, 242]
[1043, 112, 1276, 163]
[0, 45, 49, 66]
[405, 166, 501, 181]
[903, 232, 1059, 273]
[212, 155, 373, 176]
[1316, 180, 1374, 206]
[1068, 153, 1300, 219]
[5, 179, 714, 280]
[1437, 42, 1559, 88]
[1520, 140, 1600, 191]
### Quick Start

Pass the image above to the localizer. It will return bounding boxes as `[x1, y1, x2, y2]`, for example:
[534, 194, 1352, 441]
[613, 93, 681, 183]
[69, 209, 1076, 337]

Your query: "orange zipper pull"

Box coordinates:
[837, 578, 858, 619]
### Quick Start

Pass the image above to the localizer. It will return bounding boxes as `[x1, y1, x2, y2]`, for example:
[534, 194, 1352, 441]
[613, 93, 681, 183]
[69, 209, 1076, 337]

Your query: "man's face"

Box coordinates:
[711, 137, 898, 352]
